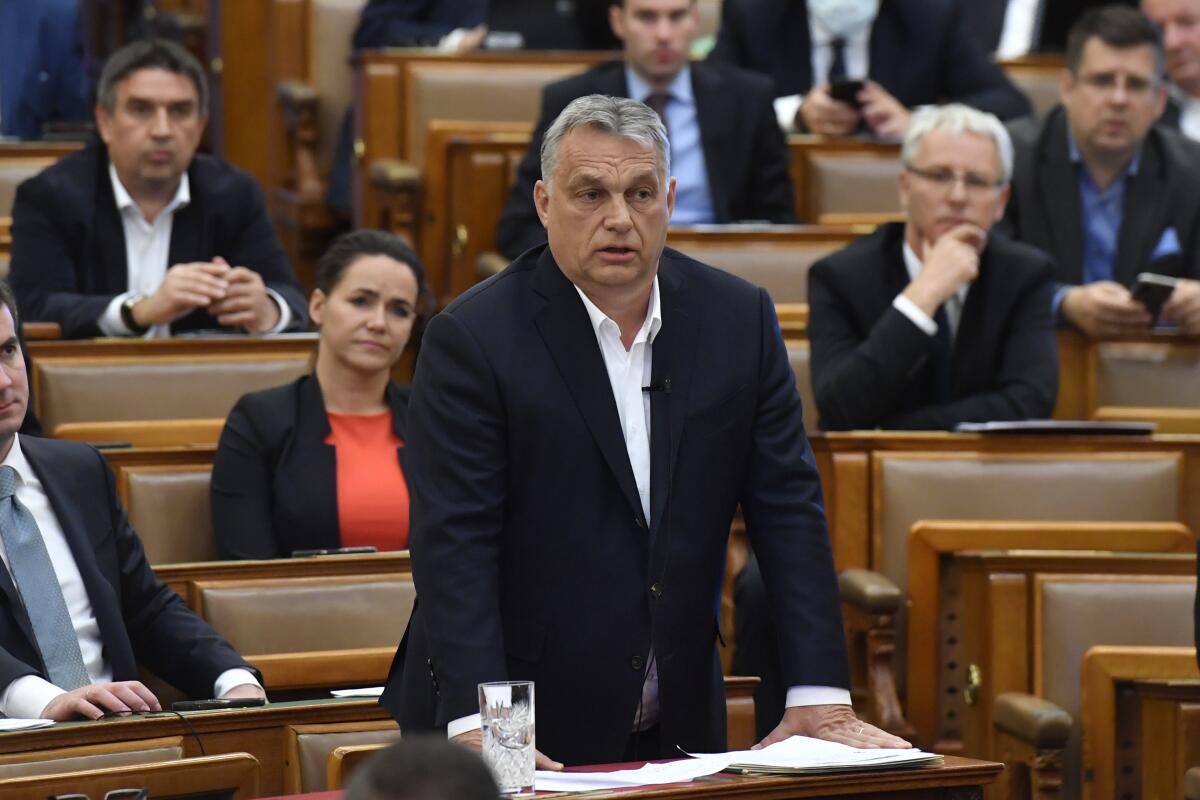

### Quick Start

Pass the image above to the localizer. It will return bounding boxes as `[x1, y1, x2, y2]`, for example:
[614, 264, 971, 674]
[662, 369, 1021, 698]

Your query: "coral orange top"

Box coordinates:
[324, 411, 409, 550]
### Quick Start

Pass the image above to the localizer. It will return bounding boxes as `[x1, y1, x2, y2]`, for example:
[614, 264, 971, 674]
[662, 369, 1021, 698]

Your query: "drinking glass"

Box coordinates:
[478, 680, 536, 794]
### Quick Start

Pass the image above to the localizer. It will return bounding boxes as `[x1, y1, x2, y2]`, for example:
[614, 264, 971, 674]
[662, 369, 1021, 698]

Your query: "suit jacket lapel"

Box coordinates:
[1116, 140, 1169, 286]
[294, 376, 341, 546]
[782, 1, 813, 90]
[1039, 112, 1085, 284]
[93, 153, 131, 294]
[531, 250, 644, 522]
[690, 65, 731, 222]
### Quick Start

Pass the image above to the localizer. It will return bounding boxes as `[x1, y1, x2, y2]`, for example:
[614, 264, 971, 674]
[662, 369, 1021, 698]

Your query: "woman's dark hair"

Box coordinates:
[316, 229, 427, 297]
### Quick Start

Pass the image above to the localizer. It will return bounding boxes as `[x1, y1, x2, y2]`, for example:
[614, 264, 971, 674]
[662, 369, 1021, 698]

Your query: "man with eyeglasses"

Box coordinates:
[1142, 0, 1200, 141]
[1004, 5, 1200, 339]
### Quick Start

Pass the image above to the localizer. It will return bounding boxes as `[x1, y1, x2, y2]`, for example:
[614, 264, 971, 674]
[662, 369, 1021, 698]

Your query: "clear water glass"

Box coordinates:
[478, 680, 535, 794]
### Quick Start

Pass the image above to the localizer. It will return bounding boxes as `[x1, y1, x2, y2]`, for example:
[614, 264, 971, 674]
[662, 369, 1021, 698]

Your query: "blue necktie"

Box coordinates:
[0, 466, 90, 690]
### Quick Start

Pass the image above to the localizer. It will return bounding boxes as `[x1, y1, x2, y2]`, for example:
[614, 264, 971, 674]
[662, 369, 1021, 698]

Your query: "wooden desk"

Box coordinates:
[0, 698, 388, 796]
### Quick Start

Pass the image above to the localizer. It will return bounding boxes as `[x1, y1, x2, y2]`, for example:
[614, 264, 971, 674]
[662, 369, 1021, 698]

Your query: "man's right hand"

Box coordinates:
[1061, 281, 1153, 339]
[131, 261, 231, 328]
[451, 729, 564, 771]
[798, 84, 861, 136]
[40, 681, 161, 721]
[900, 224, 986, 317]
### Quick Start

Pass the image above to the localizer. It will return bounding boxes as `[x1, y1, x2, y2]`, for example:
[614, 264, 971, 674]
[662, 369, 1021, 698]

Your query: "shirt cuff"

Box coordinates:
[213, 668, 263, 698]
[438, 28, 470, 52]
[98, 292, 138, 337]
[773, 94, 804, 133]
[1052, 285, 1072, 321]
[261, 289, 292, 334]
[447, 712, 482, 739]
[1, 674, 67, 720]
[892, 294, 938, 336]
[785, 686, 853, 707]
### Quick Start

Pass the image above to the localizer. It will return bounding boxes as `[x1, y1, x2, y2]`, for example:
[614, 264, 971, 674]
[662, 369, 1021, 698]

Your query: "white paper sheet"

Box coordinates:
[534, 754, 733, 792]
[0, 718, 54, 731]
[330, 687, 384, 698]
[689, 735, 941, 772]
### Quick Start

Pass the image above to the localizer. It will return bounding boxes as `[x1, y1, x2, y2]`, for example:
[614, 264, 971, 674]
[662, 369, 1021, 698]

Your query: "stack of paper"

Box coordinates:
[695, 736, 942, 775]
[534, 754, 733, 792]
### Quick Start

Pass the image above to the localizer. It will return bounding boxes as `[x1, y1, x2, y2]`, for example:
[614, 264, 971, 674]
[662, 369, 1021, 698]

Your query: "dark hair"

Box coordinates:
[0, 281, 18, 331]
[1066, 5, 1164, 78]
[97, 38, 209, 116]
[316, 229, 427, 297]
[343, 737, 501, 800]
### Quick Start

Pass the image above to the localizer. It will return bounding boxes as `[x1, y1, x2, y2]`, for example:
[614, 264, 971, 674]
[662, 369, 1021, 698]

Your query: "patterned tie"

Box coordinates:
[644, 92, 671, 140]
[0, 466, 90, 690]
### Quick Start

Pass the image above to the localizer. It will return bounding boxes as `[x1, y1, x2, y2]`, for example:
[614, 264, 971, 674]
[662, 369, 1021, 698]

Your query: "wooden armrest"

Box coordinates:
[838, 568, 901, 614]
[277, 80, 319, 109]
[369, 159, 421, 192]
[21, 321, 61, 340]
[477, 251, 508, 279]
[993, 692, 1071, 748]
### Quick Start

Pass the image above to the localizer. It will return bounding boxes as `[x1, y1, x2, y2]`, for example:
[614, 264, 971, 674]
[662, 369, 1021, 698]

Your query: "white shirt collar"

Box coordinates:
[574, 276, 663, 347]
[108, 163, 191, 221]
[625, 64, 693, 107]
[0, 433, 33, 490]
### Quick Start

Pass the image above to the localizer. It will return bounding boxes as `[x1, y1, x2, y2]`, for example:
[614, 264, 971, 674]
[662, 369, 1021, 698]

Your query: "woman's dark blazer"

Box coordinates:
[211, 373, 410, 560]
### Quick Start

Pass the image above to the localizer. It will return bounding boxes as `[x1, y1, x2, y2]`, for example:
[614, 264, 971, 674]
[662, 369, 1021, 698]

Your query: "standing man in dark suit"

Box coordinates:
[1004, 5, 1200, 339]
[382, 95, 908, 765]
[0, 280, 265, 720]
[494, 0, 795, 260]
[808, 103, 1057, 432]
[8, 38, 307, 340]
[707, 0, 1031, 137]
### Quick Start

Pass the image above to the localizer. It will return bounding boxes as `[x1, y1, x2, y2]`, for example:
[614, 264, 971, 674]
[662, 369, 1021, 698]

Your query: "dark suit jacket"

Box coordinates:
[0, 0, 88, 139]
[352, 0, 487, 48]
[808, 223, 1058, 431]
[0, 436, 256, 697]
[494, 60, 797, 259]
[210, 374, 410, 560]
[707, 0, 1031, 121]
[8, 143, 308, 339]
[381, 244, 848, 765]
[1004, 106, 1200, 291]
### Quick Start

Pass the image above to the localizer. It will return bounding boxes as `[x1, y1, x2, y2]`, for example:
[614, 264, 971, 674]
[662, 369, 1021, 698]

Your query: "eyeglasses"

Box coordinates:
[1075, 71, 1159, 98]
[905, 164, 1005, 194]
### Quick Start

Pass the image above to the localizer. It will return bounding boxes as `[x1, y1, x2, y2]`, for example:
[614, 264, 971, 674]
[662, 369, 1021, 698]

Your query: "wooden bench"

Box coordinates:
[0, 753, 261, 799]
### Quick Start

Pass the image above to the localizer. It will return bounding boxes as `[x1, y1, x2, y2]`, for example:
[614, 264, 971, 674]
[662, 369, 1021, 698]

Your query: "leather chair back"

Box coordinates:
[787, 340, 818, 433]
[1002, 64, 1063, 117]
[1036, 574, 1195, 799]
[807, 152, 903, 219]
[124, 466, 216, 565]
[0, 752, 260, 799]
[1093, 342, 1200, 408]
[311, 0, 369, 168]
[286, 721, 400, 792]
[675, 239, 843, 305]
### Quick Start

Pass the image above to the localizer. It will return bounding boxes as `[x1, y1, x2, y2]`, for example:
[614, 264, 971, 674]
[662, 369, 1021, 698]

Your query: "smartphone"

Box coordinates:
[171, 697, 266, 712]
[829, 79, 865, 109]
[1132, 272, 1179, 323]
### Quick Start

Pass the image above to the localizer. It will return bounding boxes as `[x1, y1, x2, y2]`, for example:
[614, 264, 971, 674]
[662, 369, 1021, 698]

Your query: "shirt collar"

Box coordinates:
[574, 275, 663, 346]
[108, 163, 191, 219]
[1066, 126, 1141, 177]
[0, 434, 32, 490]
[625, 63, 693, 107]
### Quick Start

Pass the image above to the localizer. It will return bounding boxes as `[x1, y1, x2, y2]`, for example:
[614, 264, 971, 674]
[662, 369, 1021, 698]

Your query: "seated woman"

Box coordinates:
[211, 230, 425, 559]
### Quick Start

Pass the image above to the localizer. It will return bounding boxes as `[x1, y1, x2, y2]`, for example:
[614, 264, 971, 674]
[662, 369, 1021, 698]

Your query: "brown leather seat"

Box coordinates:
[673, 237, 844, 305]
[1092, 341, 1200, 408]
[310, 0, 369, 172]
[124, 466, 216, 565]
[807, 152, 903, 220]
[285, 721, 401, 793]
[787, 340, 818, 433]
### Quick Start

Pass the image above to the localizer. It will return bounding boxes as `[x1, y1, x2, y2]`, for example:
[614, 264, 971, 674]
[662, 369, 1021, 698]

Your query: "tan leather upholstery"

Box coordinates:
[407, 61, 586, 165]
[36, 356, 310, 432]
[1187, 766, 1200, 800]
[838, 568, 902, 614]
[808, 154, 903, 217]
[311, 0, 369, 167]
[0, 743, 182, 780]
[695, 0, 722, 41]
[1093, 342, 1200, 407]
[0, 160, 57, 216]
[200, 576, 416, 654]
[678, 240, 843, 305]
[786, 341, 818, 433]
[992, 692, 1071, 747]
[126, 467, 215, 565]
[1005, 69, 1062, 117]
[1037, 575, 1195, 799]
[296, 726, 400, 791]
[875, 453, 1182, 591]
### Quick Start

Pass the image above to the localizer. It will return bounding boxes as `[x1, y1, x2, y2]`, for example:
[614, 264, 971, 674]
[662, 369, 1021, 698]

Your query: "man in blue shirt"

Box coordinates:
[1005, 5, 1200, 338]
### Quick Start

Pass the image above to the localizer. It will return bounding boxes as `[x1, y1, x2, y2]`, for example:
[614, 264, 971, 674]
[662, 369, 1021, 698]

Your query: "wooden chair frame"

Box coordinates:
[0, 752, 260, 799]
[283, 720, 399, 794]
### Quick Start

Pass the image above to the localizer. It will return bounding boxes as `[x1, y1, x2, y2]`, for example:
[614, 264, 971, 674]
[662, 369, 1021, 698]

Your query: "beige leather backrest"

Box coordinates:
[1037, 574, 1195, 800]
[311, 0, 369, 167]
[1005, 69, 1062, 117]
[126, 467, 215, 565]
[0, 159, 59, 216]
[36, 356, 310, 431]
[874, 452, 1182, 589]
[787, 341, 818, 433]
[295, 726, 400, 792]
[407, 61, 588, 164]
[677, 240, 844, 305]
[1093, 342, 1200, 408]
[808, 154, 903, 217]
[200, 575, 416, 654]
[696, 0, 722, 41]
[0, 740, 182, 780]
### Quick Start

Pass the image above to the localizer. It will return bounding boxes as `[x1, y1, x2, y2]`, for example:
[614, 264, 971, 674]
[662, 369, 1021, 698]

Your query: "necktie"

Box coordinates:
[828, 37, 848, 84]
[928, 305, 954, 404]
[644, 92, 671, 140]
[0, 466, 90, 690]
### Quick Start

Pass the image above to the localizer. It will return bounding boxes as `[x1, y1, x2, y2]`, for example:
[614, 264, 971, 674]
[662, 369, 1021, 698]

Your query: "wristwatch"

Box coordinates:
[119, 293, 150, 336]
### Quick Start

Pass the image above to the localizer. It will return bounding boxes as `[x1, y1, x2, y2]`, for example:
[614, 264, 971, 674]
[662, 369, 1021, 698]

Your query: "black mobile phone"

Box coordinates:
[829, 79, 865, 109]
[291, 546, 379, 558]
[1132, 272, 1179, 323]
[171, 697, 266, 712]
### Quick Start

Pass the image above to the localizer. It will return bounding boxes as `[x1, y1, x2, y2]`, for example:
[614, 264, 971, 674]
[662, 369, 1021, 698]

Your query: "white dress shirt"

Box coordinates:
[0, 434, 259, 719]
[774, 13, 872, 132]
[892, 241, 969, 339]
[1170, 86, 1200, 143]
[99, 165, 291, 338]
[447, 275, 851, 738]
[995, 0, 1043, 59]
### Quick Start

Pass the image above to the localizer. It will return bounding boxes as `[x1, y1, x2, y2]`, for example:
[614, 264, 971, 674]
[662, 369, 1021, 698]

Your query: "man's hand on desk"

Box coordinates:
[451, 728, 564, 771]
[219, 683, 267, 701]
[754, 704, 911, 750]
[40, 681, 161, 721]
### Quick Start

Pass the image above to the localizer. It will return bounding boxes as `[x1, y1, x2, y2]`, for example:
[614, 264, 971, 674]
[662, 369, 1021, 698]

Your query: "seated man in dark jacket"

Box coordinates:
[9, 38, 307, 340]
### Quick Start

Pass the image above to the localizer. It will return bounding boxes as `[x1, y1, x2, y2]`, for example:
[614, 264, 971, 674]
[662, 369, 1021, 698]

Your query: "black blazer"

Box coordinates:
[211, 374, 410, 560]
[707, 0, 1031, 121]
[381, 245, 848, 766]
[8, 143, 308, 339]
[0, 436, 256, 697]
[1004, 106, 1200, 290]
[494, 60, 797, 259]
[808, 223, 1058, 431]
[352, 0, 487, 48]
